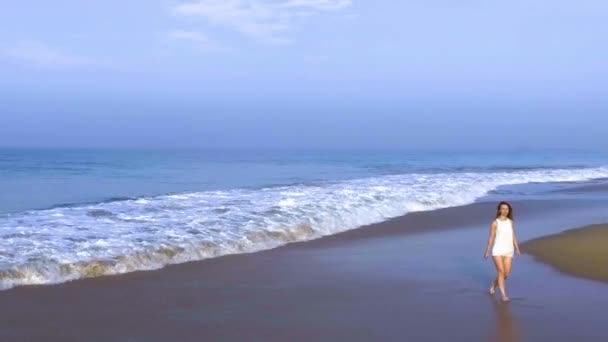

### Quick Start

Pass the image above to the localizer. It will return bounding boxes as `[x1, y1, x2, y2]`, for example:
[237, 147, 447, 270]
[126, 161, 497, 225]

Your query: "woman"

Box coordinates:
[484, 201, 521, 302]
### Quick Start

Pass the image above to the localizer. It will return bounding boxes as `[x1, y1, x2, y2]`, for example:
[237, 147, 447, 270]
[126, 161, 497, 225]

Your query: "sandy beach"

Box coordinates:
[0, 196, 607, 342]
[523, 223, 608, 283]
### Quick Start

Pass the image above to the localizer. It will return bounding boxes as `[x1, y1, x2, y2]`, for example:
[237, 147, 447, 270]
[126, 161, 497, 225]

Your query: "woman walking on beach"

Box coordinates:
[484, 201, 521, 302]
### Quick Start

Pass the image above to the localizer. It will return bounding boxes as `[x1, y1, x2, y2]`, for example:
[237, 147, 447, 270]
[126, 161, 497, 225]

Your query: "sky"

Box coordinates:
[1, 0, 607, 150]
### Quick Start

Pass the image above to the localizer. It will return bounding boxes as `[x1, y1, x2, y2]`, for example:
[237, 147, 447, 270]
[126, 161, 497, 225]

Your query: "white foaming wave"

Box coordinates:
[1, 166, 607, 289]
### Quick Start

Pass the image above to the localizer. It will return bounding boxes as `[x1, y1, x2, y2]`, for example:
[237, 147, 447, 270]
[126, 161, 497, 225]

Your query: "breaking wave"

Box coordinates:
[1, 166, 608, 289]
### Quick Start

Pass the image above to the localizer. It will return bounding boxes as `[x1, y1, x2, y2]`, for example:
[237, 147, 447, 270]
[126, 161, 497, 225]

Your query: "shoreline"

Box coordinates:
[1, 198, 607, 341]
[0, 198, 587, 291]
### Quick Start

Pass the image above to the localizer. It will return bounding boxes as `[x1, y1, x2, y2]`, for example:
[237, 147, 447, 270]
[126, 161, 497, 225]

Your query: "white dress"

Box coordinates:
[491, 218, 514, 257]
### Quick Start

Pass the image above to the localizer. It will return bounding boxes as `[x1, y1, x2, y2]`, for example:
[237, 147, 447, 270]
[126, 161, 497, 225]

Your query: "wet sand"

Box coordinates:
[1, 199, 607, 341]
[523, 224, 608, 283]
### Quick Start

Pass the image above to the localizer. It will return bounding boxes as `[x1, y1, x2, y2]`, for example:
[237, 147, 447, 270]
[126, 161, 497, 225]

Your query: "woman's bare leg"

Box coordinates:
[502, 256, 513, 280]
[492, 256, 509, 301]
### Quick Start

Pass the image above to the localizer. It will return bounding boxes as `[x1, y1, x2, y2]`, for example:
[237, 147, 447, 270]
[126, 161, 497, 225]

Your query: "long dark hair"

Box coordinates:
[496, 201, 514, 220]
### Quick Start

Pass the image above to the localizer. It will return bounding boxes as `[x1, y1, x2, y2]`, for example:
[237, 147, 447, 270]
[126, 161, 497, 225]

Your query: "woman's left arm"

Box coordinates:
[513, 222, 521, 256]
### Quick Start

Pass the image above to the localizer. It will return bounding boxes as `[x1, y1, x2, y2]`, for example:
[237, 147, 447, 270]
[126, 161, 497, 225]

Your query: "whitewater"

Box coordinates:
[1, 166, 608, 290]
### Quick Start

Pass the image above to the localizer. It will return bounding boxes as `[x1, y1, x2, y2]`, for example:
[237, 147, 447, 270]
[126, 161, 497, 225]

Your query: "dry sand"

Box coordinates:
[523, 224, 608, 283]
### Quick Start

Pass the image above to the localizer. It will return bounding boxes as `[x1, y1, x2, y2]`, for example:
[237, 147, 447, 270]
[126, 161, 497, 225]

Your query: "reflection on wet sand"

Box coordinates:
[491, 297, 522, 342]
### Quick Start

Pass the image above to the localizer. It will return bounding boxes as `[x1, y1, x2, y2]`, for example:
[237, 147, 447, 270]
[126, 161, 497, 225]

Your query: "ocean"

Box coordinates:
[1, 148, 607, 289]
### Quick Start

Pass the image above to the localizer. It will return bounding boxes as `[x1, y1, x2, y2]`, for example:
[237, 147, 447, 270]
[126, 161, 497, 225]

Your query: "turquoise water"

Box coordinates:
[1, 148, 607, 289]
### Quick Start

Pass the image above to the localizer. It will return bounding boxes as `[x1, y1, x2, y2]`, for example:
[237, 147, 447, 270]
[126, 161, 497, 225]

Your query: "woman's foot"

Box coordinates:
[501, 295, 510, 302]
[489, 282, 496, 295]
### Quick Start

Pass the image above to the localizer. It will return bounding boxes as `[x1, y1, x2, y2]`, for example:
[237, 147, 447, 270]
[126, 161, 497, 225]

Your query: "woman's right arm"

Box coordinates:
[484, 221, 497, 259]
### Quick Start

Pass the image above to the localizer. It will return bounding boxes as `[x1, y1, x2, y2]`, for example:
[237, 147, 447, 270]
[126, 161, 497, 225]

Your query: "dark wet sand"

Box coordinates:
[1, 199, 607, 341]
[523, 224, 608, 283]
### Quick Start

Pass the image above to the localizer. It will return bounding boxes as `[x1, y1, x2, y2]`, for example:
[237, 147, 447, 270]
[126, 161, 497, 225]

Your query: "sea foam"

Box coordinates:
[1, 166, 607, 289]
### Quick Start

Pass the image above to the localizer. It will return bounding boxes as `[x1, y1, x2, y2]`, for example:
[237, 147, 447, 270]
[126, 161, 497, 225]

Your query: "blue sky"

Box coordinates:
[1, 1, 607, 149]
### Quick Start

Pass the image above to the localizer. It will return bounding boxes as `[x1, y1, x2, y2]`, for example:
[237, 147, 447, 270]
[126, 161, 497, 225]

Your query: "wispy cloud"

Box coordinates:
[2, 41, 102, 69]
[167, 30, 214, 49]
[279, 0, 351, 10]
[172, 0, 352, 43]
